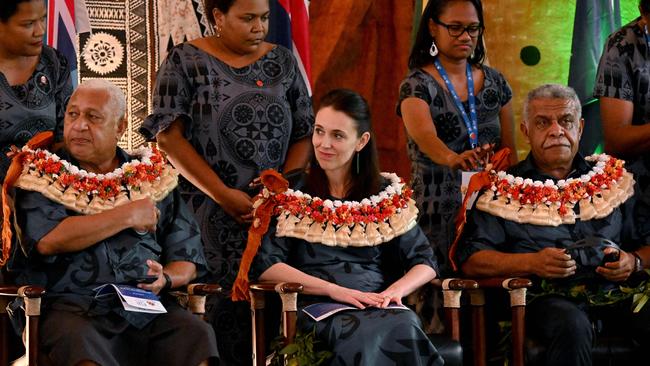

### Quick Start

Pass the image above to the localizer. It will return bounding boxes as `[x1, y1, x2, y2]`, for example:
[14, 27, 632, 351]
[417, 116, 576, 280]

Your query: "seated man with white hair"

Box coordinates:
[455, 84, 650, 366]
[8, 79, 219, 366]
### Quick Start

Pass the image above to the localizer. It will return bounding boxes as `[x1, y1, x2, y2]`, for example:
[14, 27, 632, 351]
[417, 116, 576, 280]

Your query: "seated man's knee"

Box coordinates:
[528, 297, 592, 344]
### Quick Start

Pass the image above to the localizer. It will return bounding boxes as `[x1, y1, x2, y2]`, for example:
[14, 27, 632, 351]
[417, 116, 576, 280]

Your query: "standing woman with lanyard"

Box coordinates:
[397, 0, 515, 277]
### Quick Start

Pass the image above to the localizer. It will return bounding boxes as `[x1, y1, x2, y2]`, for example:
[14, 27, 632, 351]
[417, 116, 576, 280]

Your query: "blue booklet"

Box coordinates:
[302, 302, 408, 322]
[94, 284, 167, 314]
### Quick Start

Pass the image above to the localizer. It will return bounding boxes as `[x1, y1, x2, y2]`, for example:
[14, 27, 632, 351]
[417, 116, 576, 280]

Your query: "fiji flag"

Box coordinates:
[267, 0, 312, 95]
[45, 0, 90, 85]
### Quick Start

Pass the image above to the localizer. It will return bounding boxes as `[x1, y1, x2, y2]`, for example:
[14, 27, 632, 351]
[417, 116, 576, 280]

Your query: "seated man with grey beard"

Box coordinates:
[455, 84, 650, 366]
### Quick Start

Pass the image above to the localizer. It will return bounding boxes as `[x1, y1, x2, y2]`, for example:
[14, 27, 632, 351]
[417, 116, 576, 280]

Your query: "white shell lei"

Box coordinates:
[15, 146, 178, 215]
[270, 172, 419, 247]
[475, 154, 635, 226]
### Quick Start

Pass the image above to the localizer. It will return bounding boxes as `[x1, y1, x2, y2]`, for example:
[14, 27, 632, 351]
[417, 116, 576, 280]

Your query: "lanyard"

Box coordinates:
[434, 59, 479, 148]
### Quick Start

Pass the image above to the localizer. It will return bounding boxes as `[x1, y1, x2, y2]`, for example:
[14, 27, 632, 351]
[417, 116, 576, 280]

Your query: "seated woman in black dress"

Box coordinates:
[251, 89, 442, 365]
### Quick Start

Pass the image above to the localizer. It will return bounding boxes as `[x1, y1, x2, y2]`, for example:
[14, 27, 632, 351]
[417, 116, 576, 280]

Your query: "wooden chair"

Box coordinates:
[464, 277, 532, 366]
[0, 283, 223, 366]
[467, 276, 644, 366]
[249, 282, 304, 366]
[249, 278, 478, 366]
[0, 284, 44, 366]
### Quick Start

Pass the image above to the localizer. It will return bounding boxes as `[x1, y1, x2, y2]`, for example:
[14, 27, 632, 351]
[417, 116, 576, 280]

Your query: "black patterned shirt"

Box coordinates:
[594, 17, 650, 127]
[14, 148, 207, 328]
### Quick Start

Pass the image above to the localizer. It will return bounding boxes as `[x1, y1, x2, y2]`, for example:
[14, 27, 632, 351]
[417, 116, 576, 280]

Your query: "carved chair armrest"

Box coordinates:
[0, 285, 45, 317]
[171, 283, 223, 316]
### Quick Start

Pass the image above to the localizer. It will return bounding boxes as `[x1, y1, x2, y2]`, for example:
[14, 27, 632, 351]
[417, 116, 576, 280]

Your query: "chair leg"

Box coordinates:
[25, 315, 38, 366]
[22, 294, 41, 366]
[511, 305, 525, 366]
[1, 312, 9, 366]
[250, 290, 266, 366]
[278, 291, 298, 345]
[469, 289, 487, 366]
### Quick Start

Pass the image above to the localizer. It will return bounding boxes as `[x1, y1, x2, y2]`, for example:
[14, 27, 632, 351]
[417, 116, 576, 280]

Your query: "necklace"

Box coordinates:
[15, 146, 178, 214]
[475, 154, 634, 226]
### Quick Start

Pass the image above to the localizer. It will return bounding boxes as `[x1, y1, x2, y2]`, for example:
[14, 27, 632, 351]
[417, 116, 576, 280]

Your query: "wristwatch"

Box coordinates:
[632, 251, 643, 273]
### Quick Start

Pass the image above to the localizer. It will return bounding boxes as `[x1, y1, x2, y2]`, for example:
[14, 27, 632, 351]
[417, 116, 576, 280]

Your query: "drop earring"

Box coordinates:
[355, 151, 360, 175]
[429, 40, 438, 57]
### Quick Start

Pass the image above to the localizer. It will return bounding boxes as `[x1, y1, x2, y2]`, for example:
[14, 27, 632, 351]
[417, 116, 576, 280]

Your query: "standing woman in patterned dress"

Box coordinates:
[0, 0, 73, 182]
[141, 0, 314, 363]
[397, 0, 515, 278]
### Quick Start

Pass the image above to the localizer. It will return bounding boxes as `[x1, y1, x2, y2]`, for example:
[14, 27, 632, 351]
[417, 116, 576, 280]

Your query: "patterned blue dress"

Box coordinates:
[141, 42, 314, 364]
[252, 219, 442, 365]
[594, 17, 650, 200]
[0, 46, 72, 181]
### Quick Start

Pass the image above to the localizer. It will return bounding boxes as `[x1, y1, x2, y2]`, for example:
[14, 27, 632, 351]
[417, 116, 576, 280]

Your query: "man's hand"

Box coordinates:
[596, 247, 635, 282]
[138, 259, 167, 295]
[530, 247, 576, 278]
[126, 198, 159, 233]
[218, 188, 253, 224]
[325, 283, 385, 309]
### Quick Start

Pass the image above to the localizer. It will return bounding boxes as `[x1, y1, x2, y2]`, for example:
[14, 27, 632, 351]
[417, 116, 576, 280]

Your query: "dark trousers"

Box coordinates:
[526, 295, 650, 366]
[527, 296, 593, 366]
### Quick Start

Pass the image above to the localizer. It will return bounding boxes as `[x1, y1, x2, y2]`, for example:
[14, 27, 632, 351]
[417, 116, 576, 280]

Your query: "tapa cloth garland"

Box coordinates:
[14, 145, 178, 215]
[231, 170, 418, 301]
[475, 154, 634, 226]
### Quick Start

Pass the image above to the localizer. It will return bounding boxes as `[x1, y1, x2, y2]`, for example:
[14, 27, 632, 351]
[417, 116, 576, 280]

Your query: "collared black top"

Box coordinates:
[456, 153, 644, 291]
[13, 147, 207, 328]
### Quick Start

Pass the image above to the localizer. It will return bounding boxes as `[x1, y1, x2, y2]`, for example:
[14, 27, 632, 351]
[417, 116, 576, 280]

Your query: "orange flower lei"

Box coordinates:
[488, 154, 625, 216]
[20, 145, 167, 200]
[269, 172, 413, 226]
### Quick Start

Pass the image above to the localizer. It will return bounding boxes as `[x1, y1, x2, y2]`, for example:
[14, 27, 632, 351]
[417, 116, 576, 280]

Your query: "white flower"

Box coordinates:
[361, 198, 371, 206]
[514, 177, 524, 185]
[523, 178, 533, 187]
[506, 174, 515, 183]
[497, 171, 507, 179]
[580, 175, 590, 183]
[323, 199, 334, 209]
[334, 200, 343, 207]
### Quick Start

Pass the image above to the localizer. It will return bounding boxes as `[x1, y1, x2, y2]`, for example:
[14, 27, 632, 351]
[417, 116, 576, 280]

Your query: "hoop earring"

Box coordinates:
[355, 151, 360, 175]
[429, 40, 438, 57]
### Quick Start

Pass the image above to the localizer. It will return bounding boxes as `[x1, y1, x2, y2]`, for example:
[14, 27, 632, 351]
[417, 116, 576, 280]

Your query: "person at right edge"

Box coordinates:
[594, 0, 650, 199]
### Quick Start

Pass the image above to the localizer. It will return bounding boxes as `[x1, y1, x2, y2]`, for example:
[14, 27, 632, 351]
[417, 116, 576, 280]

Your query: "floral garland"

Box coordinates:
[15, 145, 178, 214]
[476, 154, 635, 226]
[259, 172, 418, 246]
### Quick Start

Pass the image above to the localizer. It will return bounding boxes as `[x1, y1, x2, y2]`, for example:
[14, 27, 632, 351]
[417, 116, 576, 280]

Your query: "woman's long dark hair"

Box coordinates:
[408, 0, 486, 69]
[305, 89, 381, 201]
[0, 0, 32, 22]
[642, 0, 650, 15]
